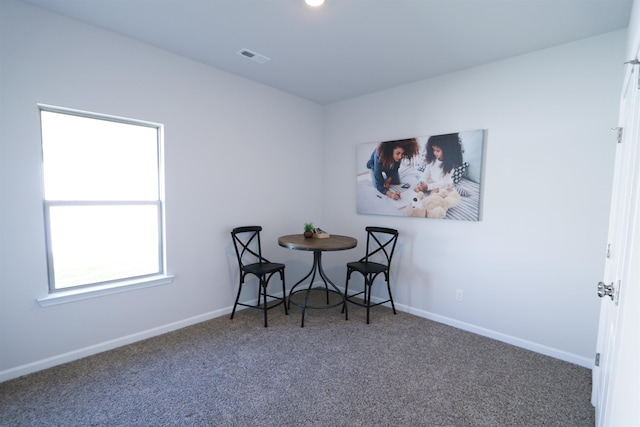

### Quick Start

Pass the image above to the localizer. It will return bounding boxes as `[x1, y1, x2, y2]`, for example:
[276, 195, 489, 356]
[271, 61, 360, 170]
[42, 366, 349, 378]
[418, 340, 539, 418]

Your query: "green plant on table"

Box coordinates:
[304, 222, 314, 232]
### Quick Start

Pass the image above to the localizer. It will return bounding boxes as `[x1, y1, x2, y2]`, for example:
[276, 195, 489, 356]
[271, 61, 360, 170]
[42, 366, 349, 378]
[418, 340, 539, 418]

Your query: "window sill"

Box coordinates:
[37, 274, 175, 307]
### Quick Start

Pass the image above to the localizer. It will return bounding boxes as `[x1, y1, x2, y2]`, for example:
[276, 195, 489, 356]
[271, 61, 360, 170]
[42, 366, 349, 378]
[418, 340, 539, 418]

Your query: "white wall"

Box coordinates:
[0, 0, 323, 380]
[0, 0, 626, 380]
[322, 30, 626, 366]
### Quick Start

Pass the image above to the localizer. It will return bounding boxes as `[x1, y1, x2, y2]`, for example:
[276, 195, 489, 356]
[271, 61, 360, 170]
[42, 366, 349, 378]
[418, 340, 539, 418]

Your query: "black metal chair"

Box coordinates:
[230, 226, 288, 327]
[343, 226, 399, 324]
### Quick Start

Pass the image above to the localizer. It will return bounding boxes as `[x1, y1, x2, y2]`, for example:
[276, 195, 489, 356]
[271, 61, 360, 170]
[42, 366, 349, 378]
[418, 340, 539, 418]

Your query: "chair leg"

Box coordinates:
[386, 273, 396, 315]
[342, 270, 351, 314]
[281, 271, 288, 315]
[230, 278, 244, 320]
[261, 280, 268, 328]
[365, 277, 372, 325]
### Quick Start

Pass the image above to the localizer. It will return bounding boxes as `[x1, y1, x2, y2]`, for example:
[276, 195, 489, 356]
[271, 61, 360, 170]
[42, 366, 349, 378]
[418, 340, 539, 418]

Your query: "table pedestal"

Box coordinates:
[288, 250, 348, 327]
[279, 234, 357, 327]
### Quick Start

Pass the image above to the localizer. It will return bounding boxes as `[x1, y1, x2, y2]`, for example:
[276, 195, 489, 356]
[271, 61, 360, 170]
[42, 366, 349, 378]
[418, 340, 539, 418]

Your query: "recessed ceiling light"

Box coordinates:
[305, 0, 324, 7]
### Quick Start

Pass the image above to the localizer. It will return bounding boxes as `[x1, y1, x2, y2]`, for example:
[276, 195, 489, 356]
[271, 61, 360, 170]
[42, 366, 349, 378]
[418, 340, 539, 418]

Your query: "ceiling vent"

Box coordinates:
[237, 49, 270, 64]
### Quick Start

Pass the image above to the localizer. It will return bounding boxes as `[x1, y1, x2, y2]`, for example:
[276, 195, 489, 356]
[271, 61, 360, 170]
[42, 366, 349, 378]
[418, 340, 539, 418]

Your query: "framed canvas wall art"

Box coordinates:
[356, 129, 486, 221]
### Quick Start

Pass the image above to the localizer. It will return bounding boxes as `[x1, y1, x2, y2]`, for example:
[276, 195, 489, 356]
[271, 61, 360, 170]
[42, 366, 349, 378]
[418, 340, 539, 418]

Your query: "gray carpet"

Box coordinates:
[0, 292, 594, 426]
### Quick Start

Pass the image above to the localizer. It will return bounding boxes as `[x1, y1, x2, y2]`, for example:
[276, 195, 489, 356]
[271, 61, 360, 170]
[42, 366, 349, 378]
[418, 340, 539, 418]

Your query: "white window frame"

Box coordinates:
[37, 105, 172, 306]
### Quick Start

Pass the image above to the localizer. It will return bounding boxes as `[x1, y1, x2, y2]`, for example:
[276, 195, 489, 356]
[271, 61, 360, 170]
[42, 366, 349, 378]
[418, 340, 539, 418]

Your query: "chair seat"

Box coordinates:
[243, 262, 285, 276]
[347, 261, 388, 275]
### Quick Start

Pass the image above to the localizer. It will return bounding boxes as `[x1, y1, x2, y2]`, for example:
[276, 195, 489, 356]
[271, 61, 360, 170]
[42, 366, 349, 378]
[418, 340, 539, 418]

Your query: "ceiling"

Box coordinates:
[20, 0, 633, 105]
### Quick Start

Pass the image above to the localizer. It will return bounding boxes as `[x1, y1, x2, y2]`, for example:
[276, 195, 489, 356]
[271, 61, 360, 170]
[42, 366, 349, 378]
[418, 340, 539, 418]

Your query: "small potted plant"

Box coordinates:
[303, 222, 314, 238]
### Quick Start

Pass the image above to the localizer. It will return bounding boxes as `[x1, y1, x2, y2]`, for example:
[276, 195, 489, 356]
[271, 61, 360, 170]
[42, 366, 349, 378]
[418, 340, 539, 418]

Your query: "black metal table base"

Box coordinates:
[288, 250, 348, 327]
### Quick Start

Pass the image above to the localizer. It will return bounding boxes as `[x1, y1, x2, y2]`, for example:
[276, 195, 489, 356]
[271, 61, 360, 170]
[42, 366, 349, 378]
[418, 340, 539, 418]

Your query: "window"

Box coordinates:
[40, 105, 167, 294]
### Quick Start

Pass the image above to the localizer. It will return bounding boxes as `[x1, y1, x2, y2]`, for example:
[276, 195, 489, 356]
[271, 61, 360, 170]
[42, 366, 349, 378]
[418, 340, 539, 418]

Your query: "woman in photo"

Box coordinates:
[367, 138, 420, 200]
[414, 133, 463, 194]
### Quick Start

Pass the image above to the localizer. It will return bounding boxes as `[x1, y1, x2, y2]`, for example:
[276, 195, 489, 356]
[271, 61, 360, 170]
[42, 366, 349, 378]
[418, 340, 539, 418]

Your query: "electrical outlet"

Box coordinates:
[455, 289, 464, 302]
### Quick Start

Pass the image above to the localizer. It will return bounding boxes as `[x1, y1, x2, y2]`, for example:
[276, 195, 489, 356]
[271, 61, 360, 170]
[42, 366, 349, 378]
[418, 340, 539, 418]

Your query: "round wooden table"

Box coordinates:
[278, 234, 357, 327]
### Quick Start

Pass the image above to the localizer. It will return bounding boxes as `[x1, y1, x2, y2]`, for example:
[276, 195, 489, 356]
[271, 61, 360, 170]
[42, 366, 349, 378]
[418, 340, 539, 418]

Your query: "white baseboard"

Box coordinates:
[0, 291, 592, 382]
[0, 308, 229, 383]
[393, 302, 593, 369]
[308, 282, 592, 368]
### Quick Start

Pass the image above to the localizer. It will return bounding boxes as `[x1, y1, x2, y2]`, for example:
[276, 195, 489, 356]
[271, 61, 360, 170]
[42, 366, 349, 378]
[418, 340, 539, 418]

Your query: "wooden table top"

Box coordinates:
[278, 234, 357, 252]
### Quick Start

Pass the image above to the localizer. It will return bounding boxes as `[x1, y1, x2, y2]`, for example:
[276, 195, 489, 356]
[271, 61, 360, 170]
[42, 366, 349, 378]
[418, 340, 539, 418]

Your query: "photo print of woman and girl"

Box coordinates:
[356, 130, 486, 221]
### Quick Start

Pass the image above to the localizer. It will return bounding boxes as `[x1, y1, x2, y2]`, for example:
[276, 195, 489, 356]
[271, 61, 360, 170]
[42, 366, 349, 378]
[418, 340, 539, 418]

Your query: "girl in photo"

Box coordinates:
[414, 133, 463, 193]
[367, 138, 420, 200]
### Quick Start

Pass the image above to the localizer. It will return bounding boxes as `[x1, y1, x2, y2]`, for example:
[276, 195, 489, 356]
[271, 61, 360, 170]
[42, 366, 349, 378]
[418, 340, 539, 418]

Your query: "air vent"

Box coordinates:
[237, 49, 270, 64]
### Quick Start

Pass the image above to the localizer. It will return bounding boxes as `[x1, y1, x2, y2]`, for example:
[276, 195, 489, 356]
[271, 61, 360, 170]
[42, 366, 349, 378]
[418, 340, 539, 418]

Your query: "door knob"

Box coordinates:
[597, 281, 614, 300]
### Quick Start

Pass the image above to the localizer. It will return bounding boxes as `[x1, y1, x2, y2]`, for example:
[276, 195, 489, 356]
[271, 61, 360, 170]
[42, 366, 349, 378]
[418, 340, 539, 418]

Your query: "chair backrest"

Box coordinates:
[231, 226, 269, 268]
[361, 226, 399, 268]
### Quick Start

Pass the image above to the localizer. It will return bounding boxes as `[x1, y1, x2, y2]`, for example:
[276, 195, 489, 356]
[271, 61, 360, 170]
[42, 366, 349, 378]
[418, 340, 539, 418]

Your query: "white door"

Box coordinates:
[592, 50, 640, 425]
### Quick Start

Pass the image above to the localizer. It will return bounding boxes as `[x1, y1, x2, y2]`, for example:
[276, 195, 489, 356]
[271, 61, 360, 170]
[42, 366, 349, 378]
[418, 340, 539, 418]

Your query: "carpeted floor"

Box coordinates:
[0, 292, 595, 426]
